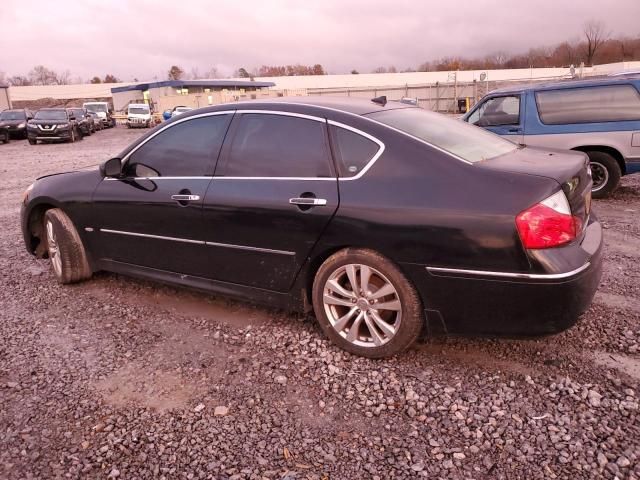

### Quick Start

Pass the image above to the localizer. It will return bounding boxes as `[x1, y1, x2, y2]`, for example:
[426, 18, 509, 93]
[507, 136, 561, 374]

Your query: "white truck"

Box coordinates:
[82, 102, 115, 128]
[126, 103, 152, 128]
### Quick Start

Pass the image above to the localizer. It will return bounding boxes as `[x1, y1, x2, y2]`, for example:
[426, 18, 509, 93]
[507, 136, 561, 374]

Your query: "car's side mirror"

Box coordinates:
[100, 157, 122, 178]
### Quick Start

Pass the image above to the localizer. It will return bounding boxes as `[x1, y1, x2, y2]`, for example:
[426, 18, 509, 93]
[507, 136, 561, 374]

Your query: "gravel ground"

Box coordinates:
[0, 128, 639, 480]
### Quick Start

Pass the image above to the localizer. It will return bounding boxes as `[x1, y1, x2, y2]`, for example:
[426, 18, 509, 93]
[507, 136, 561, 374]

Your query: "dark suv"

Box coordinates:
[0, 109, 34, 139]
[27, 108, 82, 144]
[68, 108, 93, 137]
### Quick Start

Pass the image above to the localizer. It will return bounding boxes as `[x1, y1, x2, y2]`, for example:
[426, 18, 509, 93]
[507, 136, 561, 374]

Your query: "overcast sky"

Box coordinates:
[2, 0, 639, 81]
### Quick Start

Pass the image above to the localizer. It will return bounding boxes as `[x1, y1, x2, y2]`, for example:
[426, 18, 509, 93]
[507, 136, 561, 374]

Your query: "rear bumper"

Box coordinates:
[403, 219, 603, 336]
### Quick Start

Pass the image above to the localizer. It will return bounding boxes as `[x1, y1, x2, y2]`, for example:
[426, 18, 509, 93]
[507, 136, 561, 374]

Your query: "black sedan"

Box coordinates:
[20, 97, 603, 358]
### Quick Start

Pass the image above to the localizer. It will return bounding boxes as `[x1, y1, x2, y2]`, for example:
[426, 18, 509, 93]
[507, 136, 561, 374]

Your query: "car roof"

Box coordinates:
[488, 75, 640, 96]
[188, 96, 416, 119]
[39, 107, 66, 111]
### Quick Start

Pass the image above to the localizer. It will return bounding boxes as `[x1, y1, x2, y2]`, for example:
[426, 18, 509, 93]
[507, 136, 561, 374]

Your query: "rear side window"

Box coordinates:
[330, 125, 380, 177]
[224, 113, 333, 178]
[536, 85, 640, 124]
[125, 114, 232, 177]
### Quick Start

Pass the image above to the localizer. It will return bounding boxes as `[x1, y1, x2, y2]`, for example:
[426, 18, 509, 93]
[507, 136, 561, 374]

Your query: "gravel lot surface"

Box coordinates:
[1, 128, 639, 479]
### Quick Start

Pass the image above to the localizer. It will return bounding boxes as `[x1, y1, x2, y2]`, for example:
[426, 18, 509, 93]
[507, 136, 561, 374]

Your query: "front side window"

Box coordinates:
[536, 84, 640, 124]
[125, 114, 232, 177]
[467, 95, 520, 126]
[368, 108, 517, 163]
[224, 113, 332, 178]
[330, 125, 380, 177]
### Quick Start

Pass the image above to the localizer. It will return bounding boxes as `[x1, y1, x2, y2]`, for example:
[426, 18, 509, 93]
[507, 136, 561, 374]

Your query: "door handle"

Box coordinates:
[508, 127, 522, 133]
[289, 197, 327, 206]
[171, 194, 200, 201]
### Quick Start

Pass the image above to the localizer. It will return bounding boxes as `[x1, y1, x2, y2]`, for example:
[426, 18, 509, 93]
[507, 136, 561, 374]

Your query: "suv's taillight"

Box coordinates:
[516, 190, 583, 249]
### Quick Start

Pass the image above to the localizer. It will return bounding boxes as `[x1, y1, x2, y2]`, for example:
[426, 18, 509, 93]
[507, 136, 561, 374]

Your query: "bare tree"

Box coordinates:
[29, 65, 58, 85]
[204, 67, 219, 79]
[55, 69, 71, 85]
[583, 20, 608, 66]
[189, 67, 201, 80]
[8, 75, 31, 86]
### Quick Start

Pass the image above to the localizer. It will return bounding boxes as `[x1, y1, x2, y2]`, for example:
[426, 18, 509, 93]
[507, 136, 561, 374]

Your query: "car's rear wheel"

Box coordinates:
[587, 151, 621, 199]
[43, 209, 92, 284]
[312, 248, 423, 358]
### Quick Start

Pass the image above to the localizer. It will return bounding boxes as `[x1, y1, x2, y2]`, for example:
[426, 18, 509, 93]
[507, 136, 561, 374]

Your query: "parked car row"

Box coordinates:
[26, 107, 110, 145]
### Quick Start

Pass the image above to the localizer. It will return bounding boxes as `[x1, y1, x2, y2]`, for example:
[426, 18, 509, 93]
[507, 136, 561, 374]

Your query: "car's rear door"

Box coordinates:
[89, 112, 233, 276]
[199, 110, 339, 291]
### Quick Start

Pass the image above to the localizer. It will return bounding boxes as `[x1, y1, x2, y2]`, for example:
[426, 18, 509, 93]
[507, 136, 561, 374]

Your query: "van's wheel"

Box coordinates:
[43, 209, 92, 284]
[587, 151, 621, 199]
[312, 248, 423, 358]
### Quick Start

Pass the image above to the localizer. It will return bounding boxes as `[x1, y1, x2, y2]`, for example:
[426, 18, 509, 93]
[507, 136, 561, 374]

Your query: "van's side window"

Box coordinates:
[467, 96, 520, 127]
[536, 85, 640, 124]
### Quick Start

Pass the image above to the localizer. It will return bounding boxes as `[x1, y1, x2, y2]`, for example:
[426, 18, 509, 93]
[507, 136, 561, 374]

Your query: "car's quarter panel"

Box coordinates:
[312, 129, 554, 274]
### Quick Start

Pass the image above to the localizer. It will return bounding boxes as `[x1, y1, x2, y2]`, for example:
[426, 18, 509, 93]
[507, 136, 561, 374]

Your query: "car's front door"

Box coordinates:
[467, 95, 524, 144]
[89, 112, 233, 276]
[200, 111, 340, 291]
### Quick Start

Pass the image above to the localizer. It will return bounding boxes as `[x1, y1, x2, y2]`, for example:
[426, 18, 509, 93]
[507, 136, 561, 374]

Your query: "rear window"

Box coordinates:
[368, 108, 517, 163]
[536, 85, 640, 124]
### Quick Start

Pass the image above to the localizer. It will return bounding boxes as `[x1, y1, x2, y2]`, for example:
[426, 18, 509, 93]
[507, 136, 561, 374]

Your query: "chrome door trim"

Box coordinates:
[426, 262, 591, 280]
[204, 241, 295, 256]
[235, 109, 325, 123]
[98, 228, 295, 256]
[100, 228, 205, 245]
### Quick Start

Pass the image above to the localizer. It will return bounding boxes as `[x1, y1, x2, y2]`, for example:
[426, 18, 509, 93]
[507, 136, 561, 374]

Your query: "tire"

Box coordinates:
[28, 137, 36, 145]
[43, 209, 92, 284]
[587, 151, 621, 199]
[312, 248, 424, 358]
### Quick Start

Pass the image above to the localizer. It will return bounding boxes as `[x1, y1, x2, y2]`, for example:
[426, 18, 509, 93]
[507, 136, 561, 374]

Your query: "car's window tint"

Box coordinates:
[224, 114, 332, 178]
[369, 108, 517, 163]
[330, 125, 380, 177]
[536, 85, 640, 124]
[125, 115, 232, 177]
[468, 95, 520, 126]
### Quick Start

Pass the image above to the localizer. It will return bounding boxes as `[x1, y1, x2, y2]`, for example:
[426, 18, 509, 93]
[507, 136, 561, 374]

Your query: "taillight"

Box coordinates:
[516, 190, 582, 249]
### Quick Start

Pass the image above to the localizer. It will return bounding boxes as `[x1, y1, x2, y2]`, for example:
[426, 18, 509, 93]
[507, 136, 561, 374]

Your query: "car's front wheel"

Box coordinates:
[312, 248, 424, 358]
[43, 209, 92, 284]
[587, 151, 621, 199]
[28, 137, 36, 145]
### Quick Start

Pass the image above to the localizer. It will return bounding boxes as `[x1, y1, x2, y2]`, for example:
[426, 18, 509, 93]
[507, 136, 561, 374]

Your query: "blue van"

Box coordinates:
[463, 76, 640, 198]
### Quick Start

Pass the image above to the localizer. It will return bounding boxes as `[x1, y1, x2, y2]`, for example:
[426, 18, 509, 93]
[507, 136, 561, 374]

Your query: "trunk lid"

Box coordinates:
[478, 146, 593, 230]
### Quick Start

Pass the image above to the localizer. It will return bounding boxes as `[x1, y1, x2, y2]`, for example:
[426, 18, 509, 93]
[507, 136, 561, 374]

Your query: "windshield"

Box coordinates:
[367, 108, 518, 163]
[0, 111, 26, 120]
[34, 110, 67, 120]
[129, 107, 149, 115]
[85, 104, 108, 113]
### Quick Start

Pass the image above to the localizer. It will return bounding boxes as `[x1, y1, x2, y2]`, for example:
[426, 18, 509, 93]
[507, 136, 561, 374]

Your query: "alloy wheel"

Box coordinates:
[322, 264, 402, 348]
[590, 161, 609, 192]
[46, 220, 62, 277]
